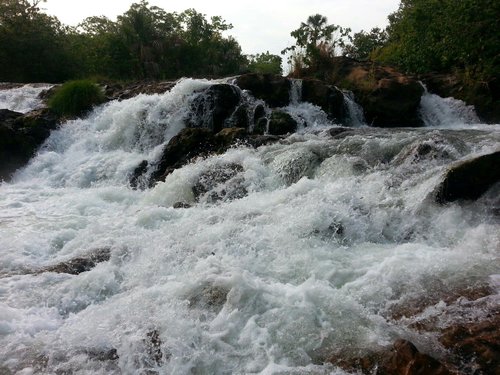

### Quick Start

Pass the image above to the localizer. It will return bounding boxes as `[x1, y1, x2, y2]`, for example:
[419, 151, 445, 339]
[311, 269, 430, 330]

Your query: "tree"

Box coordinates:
[282, 14, 351, 70]
[376, 0, 500, 79]
[0, 0, 76, 82]
[247, 52, 282, 75]
[344, 28, 387, 61]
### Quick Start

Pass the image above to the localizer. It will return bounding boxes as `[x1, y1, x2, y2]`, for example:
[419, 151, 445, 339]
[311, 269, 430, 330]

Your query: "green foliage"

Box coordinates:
[282, 14, 351, 72]
[344, 28, 387, 61]
[0, 0, 246, 82]
[0, 0, 77, 82]
[48, 80, 105, 117]
[377, 0, 500, 79]
[247, 52, 283, 75]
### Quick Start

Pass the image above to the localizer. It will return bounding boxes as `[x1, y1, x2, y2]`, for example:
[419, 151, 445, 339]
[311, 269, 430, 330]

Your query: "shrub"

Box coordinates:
[48, 80, 105, 117]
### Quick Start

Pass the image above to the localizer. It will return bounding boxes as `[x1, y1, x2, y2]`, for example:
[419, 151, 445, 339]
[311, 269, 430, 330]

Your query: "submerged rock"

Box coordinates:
[192, 163, 246, 203]
[40, 247, 111, 275]
[330, 340, 453, 375]
[434, 150, 500, 203]
[440, 314, 500, 374]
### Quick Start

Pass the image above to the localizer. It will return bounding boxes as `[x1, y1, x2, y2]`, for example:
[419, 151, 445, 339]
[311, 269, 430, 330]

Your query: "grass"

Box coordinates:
[48, 80, 105, 117]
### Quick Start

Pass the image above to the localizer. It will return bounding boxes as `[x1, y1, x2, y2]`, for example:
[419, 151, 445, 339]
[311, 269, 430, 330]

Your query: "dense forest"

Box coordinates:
[0, 0, 498, 84]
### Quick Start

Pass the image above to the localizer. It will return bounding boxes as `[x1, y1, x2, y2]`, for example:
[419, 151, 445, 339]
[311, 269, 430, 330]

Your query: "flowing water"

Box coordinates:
[0, 84, 53, 113]
[0, 79, 499, 374]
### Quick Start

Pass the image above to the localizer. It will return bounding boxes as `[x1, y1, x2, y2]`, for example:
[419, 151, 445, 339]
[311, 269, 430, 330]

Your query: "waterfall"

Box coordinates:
[0, 83, 53, 113]
[419, 82, 480, 127]
[0, 78, 499, 374]
[289, 78, 303, 105]
[342, 90, 366, 127]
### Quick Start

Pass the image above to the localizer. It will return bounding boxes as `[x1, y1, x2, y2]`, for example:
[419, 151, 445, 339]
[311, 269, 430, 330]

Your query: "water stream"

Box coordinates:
[0, 79, 498, 374]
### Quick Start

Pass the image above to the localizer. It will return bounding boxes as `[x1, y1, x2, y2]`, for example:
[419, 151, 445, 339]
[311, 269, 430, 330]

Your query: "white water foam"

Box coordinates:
[0, 84, 53, 113]
[0, 79, 499, 374]
[419, 83, 481, 128]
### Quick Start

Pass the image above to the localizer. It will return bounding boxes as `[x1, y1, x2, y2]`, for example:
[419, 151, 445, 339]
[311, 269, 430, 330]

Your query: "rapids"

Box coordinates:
[0, 79, 499, 374]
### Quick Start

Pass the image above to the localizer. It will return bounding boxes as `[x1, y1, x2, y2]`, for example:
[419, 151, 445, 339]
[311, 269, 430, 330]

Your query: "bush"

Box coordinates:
[48, 80, 105, 117]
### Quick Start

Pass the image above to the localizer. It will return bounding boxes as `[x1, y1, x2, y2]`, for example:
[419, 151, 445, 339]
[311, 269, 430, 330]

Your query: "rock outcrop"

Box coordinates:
[297, 57, 424, 127]
[0, 108, 59, 181]
[434, 150, 500, 203]
[235, 73, 291, 107]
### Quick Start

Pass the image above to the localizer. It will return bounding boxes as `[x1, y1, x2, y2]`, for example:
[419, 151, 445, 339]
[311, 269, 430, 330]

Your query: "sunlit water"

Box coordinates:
[0, 79, 499, 374]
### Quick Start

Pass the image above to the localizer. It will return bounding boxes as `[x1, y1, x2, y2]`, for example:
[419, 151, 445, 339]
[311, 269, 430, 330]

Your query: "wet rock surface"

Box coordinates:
[299, 56, 424, 127]
[235, 73, 291, 107]
[192, 163, 246, 202]
[39, 247, 111, 275]
[301, 79, 347, 123]
[188, 84, 242, 132]
[0, 107, 59, 181]
[434, 150, 500, 203]
[268, 110, 298, 135]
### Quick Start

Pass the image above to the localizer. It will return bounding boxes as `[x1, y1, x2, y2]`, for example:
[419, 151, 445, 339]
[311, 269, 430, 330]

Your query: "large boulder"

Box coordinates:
[434, 150, 500, 204]
[268, 110, 297, 135]
[149, 128, 217, 183]
[188, 84, 242, 132]
[235, 73, 291, 107]
[323, 57, 424, 127]
[0, 108, 59, 181]
[301, 79, 347, 123]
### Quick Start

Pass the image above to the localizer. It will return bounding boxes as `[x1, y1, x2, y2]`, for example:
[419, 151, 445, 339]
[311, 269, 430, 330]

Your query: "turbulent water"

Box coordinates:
[0, 84, 53, 113]
[0, 79, 499, 374]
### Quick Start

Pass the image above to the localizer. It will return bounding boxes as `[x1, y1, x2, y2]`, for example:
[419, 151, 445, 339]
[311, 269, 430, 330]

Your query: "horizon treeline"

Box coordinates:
[0, 0, 280, 82]
[0, 0, 498, 84]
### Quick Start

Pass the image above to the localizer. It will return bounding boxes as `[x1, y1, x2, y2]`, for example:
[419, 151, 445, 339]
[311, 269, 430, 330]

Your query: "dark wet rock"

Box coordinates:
[0, 108, 59, 181]
[228, 104, 250, 129]
[150, 128, 217, 183]
[253, 117, 268, 135]
[144, 330, 164, 366]
[235, 73, 291, 107]
[192, 163, 246, 202]
[268, 110, 297, 135]
[301, 79, 347, 123]
[130, 160, 149, 189]
[380, 340, 453, 375]
[330, 340, 453, 375]
[188, 84, 241, 132]
[40, 247, 111, 275]
[84, 348, 119, 361]
[173, 202, 192, 209]
[302, 57, 424, 127]
[253, 104, 266, 124]
[188, 284, 229, 312]
[328, 126, 354, 139]
[434, 150, 500, 203]
[439, 314, 500, 375]
[214, 127, 247, 148]
[104, 81, 176, 101]
[247, 134, 284, 148]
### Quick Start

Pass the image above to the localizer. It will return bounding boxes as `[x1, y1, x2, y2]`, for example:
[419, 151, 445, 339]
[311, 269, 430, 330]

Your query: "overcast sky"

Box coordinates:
[43, 0, 400, 56]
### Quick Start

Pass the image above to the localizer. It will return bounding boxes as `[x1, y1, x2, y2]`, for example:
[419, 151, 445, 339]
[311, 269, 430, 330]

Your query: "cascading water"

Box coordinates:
[0, 79, 499, 374]
[342, 90, 365, 127]
[419, 83, 480, 127]
[0, 83, 53, 113]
